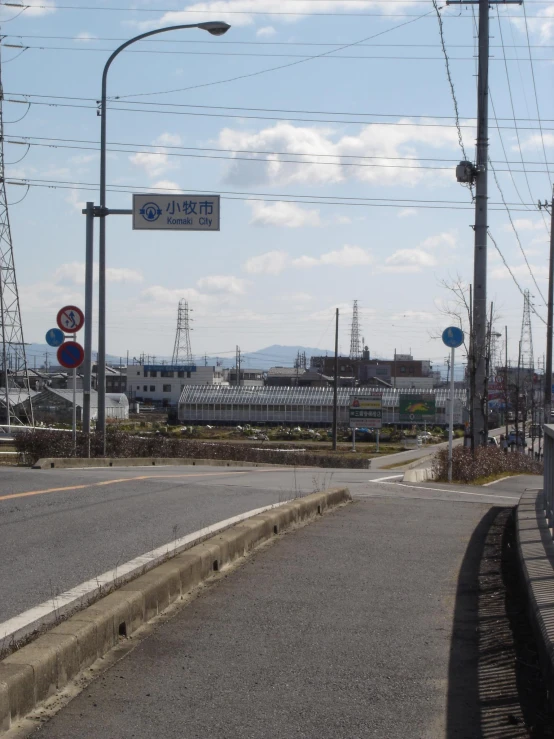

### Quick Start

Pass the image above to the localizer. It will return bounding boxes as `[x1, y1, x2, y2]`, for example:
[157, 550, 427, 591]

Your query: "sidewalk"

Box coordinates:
[32, 482, 547, 739]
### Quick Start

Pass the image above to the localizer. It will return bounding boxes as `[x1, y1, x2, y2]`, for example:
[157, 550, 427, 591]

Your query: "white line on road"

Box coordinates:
[372, 479, 519, 501]
[0, 500, 290, 648]
[482, 475, 521, 487]
[371, 474, 404, 482]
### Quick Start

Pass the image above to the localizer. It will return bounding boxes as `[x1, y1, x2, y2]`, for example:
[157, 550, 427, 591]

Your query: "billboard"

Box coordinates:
[399, 394, 436, 422]
[349, 395, 382, 429]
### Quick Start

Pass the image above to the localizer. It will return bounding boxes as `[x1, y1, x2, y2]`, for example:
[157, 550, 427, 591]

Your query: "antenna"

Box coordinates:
[171, 300, 193, 364]
[349, 300, 361, 360]
[0, 55, 33, 427]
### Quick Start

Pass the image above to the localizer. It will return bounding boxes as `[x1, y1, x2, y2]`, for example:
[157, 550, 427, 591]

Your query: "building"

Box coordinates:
[224, 368, 265, 387]
[310, 354, 432, 382]
[128, 364, 224, 408]
[178, 386, 468, 426]
[16, 388, 128, 423]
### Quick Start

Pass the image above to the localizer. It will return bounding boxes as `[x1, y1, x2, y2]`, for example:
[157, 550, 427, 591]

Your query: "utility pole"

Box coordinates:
[505, 326, 509, 442]
[484, 302, 493, 438]
[236, 346, 241, 387]
[332, 308, 339, 451]
[539, 191, 553, 424]
[450, 0, 522, 447]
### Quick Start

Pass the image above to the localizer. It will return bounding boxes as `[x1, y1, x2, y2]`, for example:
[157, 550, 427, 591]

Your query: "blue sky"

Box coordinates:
[2, 0, 553, 369]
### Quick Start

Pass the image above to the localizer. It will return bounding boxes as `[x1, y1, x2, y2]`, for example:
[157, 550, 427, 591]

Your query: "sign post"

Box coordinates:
[442, 326, 465, 482]
[349, 395, 382, 454]
[54, 306, 85, 454]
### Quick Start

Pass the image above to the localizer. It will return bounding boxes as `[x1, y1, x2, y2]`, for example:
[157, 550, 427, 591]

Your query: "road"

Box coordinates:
[30, 472, 548, 739]
[0, 463, 531, 640]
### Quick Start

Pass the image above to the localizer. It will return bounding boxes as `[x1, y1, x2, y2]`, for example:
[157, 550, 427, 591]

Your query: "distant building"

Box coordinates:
[224, 368, 265, 387]
[16, 388, 128, 423]
[127, 364, 224, 408]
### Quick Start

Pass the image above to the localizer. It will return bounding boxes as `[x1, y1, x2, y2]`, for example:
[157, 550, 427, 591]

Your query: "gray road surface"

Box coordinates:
[32, 473, 540, 739]
[0, 465, 371, 625]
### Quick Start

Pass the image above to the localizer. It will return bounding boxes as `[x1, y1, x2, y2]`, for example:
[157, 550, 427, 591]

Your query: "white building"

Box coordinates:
[128, 364, 225, 407]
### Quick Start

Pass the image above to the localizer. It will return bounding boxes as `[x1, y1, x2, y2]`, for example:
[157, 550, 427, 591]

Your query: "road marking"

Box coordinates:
[0, 500, 291, 647]
[482, 475, 521, 487]
[372, 474, 404, 482]
[372, 479, 519, 501]
[0, 470, 254, 503]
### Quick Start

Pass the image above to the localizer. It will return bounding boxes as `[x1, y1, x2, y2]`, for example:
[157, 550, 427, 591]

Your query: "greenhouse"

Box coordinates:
[178, 386, 468, 426]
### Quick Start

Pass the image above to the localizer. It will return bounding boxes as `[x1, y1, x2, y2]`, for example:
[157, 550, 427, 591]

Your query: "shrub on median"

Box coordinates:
[432, 445, 543, 483]
[13, 429, 369, 469]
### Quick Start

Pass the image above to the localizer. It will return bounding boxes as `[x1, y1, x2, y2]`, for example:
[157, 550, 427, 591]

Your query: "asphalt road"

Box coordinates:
[0, 465, 372, 626]
[31, 473, 543, 739]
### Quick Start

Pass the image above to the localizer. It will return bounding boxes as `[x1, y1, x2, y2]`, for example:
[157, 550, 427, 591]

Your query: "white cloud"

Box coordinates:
[419, 231, 457, 250]
[140, 1, 416, 29]
[292, 244, 373, 268]
[74, 31, 97, 42]
[491, 264, 548, 280]
[382, 248, 437, 273]
[249, 201, 322, 228]
[517, 133, 554, 151]
[256, 25, 276, 37]
[243, 250, 289, 275]
[502, 218, 545, 232]
[142, 285, 212, 309]
[196, 275, 248, 295]
[150, 180, 181, 192]
[65, 189, 85, 213]
[217, 120, 458, 188]
[398, 208, 417, 218]
[16, 0, 56, 16]
[129, 133, 182, 178]
[54, 262, 144, 285]
[283, 292, 313, 304]
[512, 6, 554, 43]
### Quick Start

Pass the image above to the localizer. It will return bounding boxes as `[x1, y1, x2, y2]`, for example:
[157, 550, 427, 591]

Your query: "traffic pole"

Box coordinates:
[448, 346, 455, 483]
[332, 308, 339, 451]
[544, 189, 554, 425]
[83, 202, 94, 447]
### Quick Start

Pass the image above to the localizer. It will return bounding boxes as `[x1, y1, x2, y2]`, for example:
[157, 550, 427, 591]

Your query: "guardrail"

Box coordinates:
[544, 424, 554, 525]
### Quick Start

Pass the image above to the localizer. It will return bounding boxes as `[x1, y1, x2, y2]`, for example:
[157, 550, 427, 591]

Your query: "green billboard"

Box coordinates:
[399, 394, 436, 422]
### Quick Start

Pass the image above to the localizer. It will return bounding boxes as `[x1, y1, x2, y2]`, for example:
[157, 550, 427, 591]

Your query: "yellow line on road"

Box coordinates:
[0, 470, 255, 503]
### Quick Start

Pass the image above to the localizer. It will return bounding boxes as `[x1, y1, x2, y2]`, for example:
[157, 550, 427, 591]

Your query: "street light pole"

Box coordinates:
[96, 21, 230, 453]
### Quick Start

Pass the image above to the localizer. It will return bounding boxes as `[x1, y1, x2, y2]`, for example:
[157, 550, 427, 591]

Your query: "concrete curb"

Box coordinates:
[516, 489, 554, 707]
[32, 457, 289, 470]
[0, 487, 351, 733]
[402, 468, 436, 482]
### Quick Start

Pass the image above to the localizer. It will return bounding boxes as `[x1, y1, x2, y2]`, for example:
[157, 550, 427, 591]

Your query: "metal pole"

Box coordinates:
[352, 426, 356, 452]
[472, 0, 490, 448]
[376, 428, 380, 454]
[332, 308, 339, 451]
[83, 202, 94, 446]
[448, 346, 455, 483]
[505, 326, 509, 442]
[545, 190, 554, 424]
[72, 365, 77, 453]
[96, 21, 230, 455]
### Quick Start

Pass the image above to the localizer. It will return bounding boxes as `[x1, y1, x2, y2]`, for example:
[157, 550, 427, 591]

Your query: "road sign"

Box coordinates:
[57, 305, 84, 333]
[132, 194, 220, 231]
[45, 327, 64, 348]
[442, 326, 464, 349]
[57, 341, 84, 369]
[349, 395, 382, 429]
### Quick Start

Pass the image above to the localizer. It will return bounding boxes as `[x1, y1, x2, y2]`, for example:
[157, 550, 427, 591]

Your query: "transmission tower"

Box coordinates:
[520, 289, 534, 371]
[349, 300, 361, 360]
[0, 63, 33, 427]
[171, 300, 193, 364]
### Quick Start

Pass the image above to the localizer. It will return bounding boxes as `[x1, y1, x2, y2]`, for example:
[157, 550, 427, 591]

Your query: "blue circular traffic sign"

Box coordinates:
[45, 327, 64, 348]
[57, 341, 84, 369]
[442, 326, 464, 349]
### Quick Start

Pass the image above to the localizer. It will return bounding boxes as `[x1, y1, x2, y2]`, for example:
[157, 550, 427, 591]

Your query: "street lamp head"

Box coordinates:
[198, 21, 231, 36]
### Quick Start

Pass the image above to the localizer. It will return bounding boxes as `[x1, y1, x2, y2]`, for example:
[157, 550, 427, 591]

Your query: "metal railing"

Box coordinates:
[544, 425, 554, 524]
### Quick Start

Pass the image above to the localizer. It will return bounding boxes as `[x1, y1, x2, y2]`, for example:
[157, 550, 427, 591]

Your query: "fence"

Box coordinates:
[544, 425, 554, 524]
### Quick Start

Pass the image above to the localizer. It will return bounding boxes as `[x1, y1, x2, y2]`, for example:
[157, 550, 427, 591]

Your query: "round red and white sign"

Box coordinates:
[57, 305, 84, 333]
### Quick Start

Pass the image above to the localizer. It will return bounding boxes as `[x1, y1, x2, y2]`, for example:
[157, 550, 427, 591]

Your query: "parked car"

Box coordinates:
[508, 431, 525, 446]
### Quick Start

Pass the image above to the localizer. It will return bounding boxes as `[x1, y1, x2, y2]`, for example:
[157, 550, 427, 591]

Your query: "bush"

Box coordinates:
[14, 429, 369, 469]
[432, 445, 543, 483]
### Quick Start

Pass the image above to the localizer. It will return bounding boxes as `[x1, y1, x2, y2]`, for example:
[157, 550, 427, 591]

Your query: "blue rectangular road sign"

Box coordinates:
[132, 194, 220, 231]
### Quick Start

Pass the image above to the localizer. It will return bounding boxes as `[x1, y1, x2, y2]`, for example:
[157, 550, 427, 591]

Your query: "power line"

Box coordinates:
[6, 97, 554, 131]
[6, 42, 554, 62]
[522, 2, 553, 191]
[7, 91, 554, 123]
[3, 175, 542, 211]
[5, 133, 553, 167]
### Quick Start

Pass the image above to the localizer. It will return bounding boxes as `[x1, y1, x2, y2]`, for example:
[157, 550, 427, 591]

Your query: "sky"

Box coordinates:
[1, 0, 553, 370]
